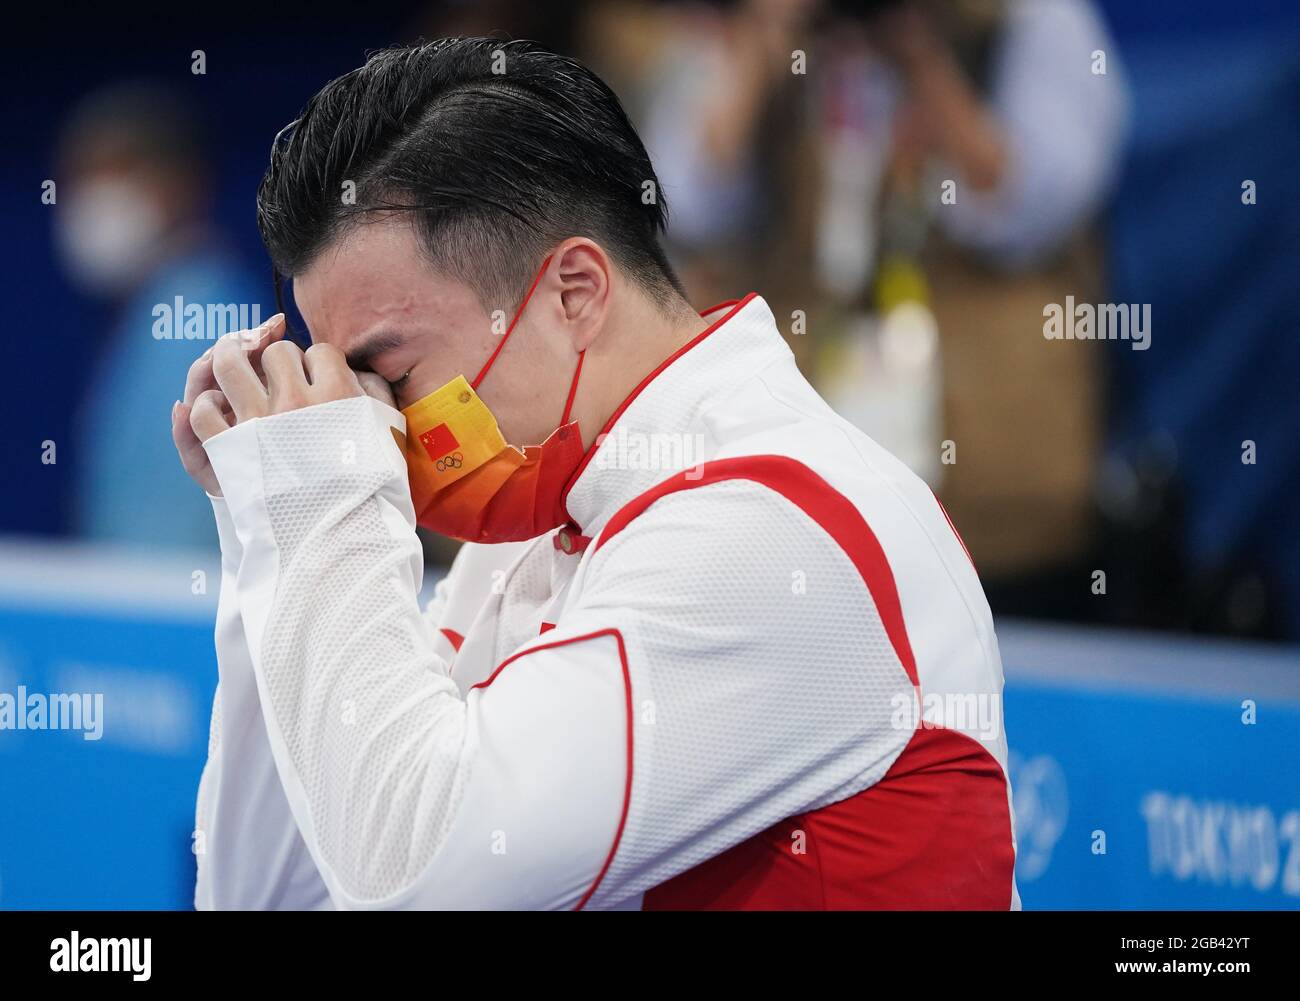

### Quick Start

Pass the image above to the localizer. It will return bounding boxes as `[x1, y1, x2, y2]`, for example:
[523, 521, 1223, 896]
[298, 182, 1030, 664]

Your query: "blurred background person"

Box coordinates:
[593, 0, 1128, 627]
[808, 0, 1128, 621]
[53, 82, 264, 550]
[613, 0, 821, 314]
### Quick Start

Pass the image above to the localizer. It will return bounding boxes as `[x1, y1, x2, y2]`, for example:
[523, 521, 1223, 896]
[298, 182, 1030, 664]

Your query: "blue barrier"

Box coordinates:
[1001, 622, 1300, 909]
[1, 539, 1296, 908]
[0, 539, 219, 909]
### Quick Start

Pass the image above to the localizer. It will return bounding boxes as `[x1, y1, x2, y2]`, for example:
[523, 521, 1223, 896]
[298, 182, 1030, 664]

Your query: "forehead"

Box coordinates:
[292, 218, 483, 350]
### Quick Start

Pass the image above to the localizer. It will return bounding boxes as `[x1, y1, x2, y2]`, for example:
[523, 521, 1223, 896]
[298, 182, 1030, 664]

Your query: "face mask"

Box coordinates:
[55, 178, 165, 296]
[400, 255, 587, 543]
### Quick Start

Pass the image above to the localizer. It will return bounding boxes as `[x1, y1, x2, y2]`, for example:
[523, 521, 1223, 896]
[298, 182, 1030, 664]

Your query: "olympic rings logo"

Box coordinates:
[435, 452, 464, 473]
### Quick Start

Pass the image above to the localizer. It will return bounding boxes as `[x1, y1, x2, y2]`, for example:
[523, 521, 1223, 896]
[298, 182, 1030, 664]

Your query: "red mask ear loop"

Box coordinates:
[560, 349, 585, 426]
[471, 254, 554, 391]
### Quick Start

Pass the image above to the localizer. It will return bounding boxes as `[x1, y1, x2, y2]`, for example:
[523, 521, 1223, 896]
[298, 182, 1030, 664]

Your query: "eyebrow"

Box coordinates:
[345, 329, 407, 373]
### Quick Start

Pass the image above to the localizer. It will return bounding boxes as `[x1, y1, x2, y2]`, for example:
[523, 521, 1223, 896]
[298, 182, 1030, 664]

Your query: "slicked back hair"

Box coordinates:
[257, 38, 686, 318]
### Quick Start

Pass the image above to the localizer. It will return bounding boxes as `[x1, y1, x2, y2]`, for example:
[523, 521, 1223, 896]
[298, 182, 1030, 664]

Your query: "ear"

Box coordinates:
[553, 238, 611, 352]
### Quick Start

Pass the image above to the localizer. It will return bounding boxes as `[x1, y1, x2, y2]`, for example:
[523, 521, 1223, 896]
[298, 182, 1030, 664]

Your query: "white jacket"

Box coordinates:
[194, 294, 1019, 910]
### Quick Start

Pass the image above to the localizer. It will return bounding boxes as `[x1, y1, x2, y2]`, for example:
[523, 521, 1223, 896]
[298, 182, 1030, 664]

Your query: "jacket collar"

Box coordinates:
[561, 293, 791, 537]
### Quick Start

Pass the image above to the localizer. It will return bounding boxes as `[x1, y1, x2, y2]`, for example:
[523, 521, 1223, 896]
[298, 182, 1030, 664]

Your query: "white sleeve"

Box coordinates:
[203, 396, 626, 909]
[203, 398, 909, 909]
[193, 494, 332, 910]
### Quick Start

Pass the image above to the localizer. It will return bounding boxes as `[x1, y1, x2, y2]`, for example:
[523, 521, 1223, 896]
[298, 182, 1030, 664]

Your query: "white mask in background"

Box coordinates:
[55, 178, 166, 296]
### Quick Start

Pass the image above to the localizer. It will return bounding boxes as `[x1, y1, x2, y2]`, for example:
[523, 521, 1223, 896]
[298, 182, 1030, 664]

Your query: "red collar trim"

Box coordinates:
[561, 292, 758, 523]
[699, 297, 743, 316]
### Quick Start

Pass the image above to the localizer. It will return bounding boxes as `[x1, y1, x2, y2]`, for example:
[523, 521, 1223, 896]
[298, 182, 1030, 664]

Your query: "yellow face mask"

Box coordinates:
[400, 255, 587, 544]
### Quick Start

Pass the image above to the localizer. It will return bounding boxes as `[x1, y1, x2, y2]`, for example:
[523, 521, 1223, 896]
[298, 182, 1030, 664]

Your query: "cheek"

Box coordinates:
[397, 374, 443, 410]
[398, 356, 470, 409]
[488, 367, 573, 444]
[395, 330, 478, 405]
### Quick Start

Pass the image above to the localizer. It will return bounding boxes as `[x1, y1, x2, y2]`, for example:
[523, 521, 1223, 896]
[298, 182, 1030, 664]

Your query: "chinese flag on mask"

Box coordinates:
[419, 422, 459, 461]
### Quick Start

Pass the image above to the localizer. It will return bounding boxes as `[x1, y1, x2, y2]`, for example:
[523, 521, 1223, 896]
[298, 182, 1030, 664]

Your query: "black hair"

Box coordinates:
[257, 37, 686, 317]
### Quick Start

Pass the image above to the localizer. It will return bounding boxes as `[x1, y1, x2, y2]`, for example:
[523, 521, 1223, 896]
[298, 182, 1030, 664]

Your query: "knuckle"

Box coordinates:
[210, 340, 242, 375]
[264, 339, 302, 363]
[305, 342, 344, 365]
[194, 390, 227, 420]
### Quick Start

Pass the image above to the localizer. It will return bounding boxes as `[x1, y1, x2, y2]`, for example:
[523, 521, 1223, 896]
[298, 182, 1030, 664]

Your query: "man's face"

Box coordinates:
[293, 218, 574, 446]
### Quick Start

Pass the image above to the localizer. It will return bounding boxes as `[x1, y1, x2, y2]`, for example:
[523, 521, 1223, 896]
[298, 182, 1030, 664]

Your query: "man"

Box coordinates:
[174, 38, 1017, 910]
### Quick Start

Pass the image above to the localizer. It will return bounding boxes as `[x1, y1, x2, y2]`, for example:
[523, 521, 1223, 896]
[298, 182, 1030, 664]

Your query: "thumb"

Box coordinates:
[356, 371, 397, 408]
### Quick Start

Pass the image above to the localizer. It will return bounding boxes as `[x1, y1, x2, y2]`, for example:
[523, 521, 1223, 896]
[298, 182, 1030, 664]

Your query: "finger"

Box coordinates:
[222, 311, 284, 351]
[190, 314, 284, 402]
[190, 389, 234, 443]
[303, 343, 361, 395]
[183, 352, 216, 407]
[173, 399, 223, 497]
[195, 313, 281, 389]
[175, 394, 232, 440]
[210, 337, 269, 422]
[184, 328, 253, 406]
[245, 313, 288, 372]
[172, 400, 204, 472]
[261, 339, 308, 401]
[356, 371, 396, 407]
